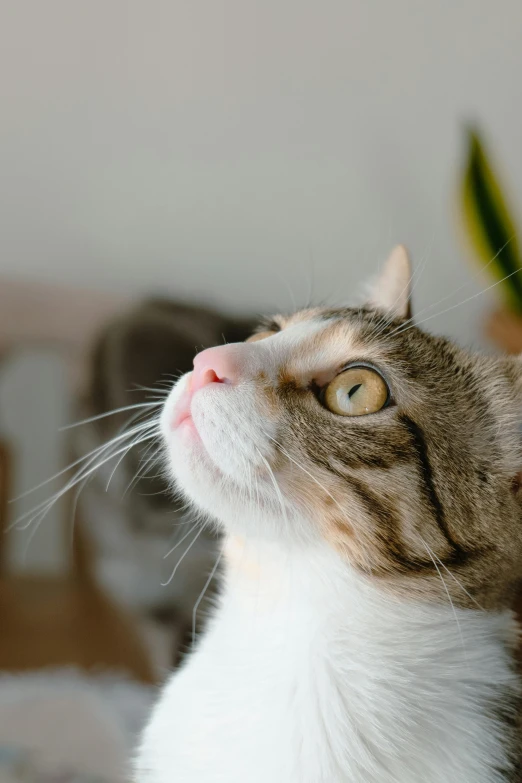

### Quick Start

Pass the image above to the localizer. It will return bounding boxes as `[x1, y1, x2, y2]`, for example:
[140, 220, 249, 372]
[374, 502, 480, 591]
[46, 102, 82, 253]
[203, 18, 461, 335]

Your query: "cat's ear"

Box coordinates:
[367, 245, 412, 320]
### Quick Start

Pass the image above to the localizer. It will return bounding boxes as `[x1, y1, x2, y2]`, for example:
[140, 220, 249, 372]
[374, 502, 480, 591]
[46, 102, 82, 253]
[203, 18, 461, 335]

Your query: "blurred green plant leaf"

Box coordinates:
[461, 126, 522, 312]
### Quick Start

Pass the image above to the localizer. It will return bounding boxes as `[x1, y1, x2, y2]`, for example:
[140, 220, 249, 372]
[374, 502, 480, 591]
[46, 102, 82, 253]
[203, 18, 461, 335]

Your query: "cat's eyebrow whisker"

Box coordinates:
[389, 238, 516, 338]
[394, 263, 522, 338]
[304, 254, 316, 311]
[365, 309, 392, 341]
[371, 251, 428, 339]
[272, 270, 299, 313]
[363, 247, 429, 340]
[420, 538, 469, 664]
[390, 238, 513, 336]
[161, 526, 203, 587]
[59, 401, 162, 430]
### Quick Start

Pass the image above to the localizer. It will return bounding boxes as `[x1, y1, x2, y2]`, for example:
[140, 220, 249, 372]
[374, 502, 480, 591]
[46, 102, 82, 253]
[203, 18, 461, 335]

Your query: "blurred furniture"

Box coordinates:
[486, 308, 522, 355]
[0, 574, 155, 681]
[0, 279, 155, 682]
[0, 440, 10, 573]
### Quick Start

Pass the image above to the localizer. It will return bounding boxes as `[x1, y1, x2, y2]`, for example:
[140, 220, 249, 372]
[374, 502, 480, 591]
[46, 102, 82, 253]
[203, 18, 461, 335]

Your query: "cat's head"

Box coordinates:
[161, 247, 522, 608]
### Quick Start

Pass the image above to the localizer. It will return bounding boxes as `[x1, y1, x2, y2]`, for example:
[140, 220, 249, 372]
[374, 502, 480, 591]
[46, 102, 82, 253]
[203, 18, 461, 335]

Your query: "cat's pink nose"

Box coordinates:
[191, 345, 241, 393]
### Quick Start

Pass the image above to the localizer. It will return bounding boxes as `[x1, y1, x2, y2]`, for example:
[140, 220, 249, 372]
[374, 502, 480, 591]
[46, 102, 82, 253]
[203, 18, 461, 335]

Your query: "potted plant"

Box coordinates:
[460, 127, 522, 353]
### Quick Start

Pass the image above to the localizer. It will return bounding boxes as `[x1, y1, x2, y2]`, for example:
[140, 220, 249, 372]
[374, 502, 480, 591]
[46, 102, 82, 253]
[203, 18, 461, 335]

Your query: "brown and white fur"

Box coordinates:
[136, 247, 522, 782]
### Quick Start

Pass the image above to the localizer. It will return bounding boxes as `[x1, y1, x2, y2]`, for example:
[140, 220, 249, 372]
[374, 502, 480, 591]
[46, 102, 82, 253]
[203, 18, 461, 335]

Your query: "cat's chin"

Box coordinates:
[160, 372, 305, 540]
[162, 422, 295, 540]
[160, 393, 248, 528]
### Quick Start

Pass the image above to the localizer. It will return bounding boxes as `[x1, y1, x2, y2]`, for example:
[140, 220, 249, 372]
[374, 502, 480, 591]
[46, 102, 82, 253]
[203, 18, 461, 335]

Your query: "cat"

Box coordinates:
[72, 298, 255, 664]
[135, 247, 522, 782]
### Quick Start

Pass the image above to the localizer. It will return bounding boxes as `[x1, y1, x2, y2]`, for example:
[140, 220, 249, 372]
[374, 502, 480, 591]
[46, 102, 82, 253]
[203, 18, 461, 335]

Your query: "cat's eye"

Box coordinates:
[323, 367, 389, 416]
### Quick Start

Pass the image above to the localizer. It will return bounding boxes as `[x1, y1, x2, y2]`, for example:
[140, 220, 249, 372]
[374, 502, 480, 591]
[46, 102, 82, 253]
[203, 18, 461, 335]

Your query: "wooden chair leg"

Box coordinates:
[0, 439, 12, 576]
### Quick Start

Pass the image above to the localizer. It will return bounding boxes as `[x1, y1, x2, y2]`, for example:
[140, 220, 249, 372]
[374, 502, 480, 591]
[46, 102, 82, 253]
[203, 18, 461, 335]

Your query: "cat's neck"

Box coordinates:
[218, 534, 519, 781]
[222, 534, 517, 645]
[221, 533, 519, 672]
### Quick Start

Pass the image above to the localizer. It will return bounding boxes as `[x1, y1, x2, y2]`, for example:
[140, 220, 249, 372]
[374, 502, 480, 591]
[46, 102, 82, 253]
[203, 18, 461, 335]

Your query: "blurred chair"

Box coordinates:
[0, 439, 10, 574]
[0, 279, 155, 682]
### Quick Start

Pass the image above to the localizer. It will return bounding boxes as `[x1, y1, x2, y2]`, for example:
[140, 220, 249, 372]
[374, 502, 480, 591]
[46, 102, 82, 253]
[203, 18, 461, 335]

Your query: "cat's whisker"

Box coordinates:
[106, 428, 158, 492]
[107, 417, 161, 494]
[421, 538, 469, 664]
[121, 446, 162, 499]
[264, 434, 373, 575]
[11, 418, 157, 503]
[243, 459, 254, 510]
[428, 547, 483, 611]
[68, 473, 92, 554]
[163, 522, 200, 559]
[249, 460, 263, 524]
[135, 470, 166, 483]
[160, 371, 185, 380]
[131, 383, 170, 394]
[13, 435, 156, 537]
[10, 431, 157, 533]
[131, 433, 161, 472]
[161, 526, 204, 587]
[68, 425, 159, 500]
[245, 458, 259, 516]
[255, 448, 290, 530]
[192, 546, 223, 648]
[113, 406, 160, 437]
[59, 401, 162, 430]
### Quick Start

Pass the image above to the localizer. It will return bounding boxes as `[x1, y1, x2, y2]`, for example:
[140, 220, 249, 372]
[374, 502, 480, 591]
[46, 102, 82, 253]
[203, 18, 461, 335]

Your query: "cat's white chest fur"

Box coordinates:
[136, 539, 517, 783]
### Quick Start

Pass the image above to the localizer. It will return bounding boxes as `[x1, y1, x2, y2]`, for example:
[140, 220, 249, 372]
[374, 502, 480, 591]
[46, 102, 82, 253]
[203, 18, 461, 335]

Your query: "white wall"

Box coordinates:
[1, 0, 522, 346]
[1, 0, 521, 572]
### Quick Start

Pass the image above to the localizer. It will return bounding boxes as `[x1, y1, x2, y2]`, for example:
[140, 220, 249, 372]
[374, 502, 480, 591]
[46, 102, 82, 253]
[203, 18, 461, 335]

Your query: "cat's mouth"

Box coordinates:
[171, 393, 195, 431]
[169, 373, 200, 437]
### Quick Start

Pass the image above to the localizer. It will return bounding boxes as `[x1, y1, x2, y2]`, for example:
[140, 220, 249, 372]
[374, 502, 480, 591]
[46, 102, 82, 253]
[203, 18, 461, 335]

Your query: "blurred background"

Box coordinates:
[0, 1, 521, 780]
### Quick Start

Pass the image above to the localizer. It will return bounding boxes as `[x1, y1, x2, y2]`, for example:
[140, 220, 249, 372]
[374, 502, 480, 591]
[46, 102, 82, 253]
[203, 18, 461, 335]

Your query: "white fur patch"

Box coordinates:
[136, 540, 517, 783]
